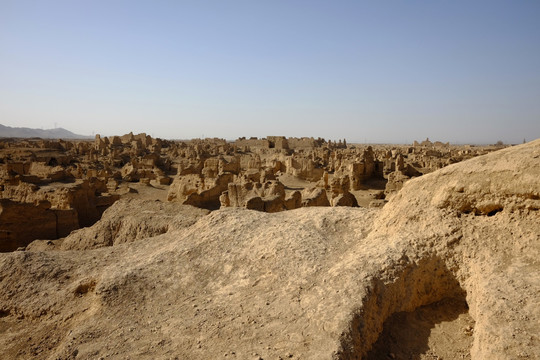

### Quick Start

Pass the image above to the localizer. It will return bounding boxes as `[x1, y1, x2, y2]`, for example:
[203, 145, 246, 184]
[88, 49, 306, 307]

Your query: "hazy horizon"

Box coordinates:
[1, 122, 529, 146]
[1, 1, 539, 144]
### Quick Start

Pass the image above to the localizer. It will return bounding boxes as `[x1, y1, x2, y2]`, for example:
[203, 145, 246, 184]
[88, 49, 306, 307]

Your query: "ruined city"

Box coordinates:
[0, 133, 502, 251]
[2, 0, 539, 358]
[1, 132, 538, 359]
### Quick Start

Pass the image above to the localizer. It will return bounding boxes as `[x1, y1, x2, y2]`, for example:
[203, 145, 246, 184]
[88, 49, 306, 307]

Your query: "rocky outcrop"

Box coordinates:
[302, 187, 330, 207]
[333, 146, 376, 190]
[285, 155, 325, 181]
[384, 169, 410, 197]
[168, 173, 233, 210]
[220, 179, 288, 212]
[329, 175, 358, 207]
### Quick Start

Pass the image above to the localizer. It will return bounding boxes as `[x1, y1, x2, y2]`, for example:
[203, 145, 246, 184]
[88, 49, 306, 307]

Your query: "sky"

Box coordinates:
[1, 0, 539, 144]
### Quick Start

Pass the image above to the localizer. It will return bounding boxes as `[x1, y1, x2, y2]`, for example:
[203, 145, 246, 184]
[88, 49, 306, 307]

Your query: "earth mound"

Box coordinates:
[0, 140, 538, 359]
[57, 199, 209, 250]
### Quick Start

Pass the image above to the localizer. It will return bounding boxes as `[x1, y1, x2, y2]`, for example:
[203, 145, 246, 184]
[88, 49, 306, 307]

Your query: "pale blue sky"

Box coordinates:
[1, 0, 539, 143]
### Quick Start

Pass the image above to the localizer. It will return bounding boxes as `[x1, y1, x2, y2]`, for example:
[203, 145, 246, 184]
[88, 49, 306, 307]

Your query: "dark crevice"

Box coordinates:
[486, 208, 502, 217]
[74, 280, 97, 296]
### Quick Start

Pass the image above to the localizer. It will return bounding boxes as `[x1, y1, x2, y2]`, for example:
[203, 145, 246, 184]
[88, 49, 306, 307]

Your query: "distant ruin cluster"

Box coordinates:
[165, 135, 494, 211]
[0, 133, 500, 251]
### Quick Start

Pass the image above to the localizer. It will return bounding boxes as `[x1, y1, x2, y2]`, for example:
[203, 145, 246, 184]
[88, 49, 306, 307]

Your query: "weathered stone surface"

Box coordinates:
[285, 155, 325, 181]
[384, 169, 410, 197]
[331, 191, 358, 207]
[302, 187, 330, 207]
[221, 179, 288, 212]
[168, 173, 233, 210]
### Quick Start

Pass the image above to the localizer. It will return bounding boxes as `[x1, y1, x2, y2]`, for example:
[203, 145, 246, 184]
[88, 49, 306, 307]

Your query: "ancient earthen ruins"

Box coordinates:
[0, 134, 502, 251]
[0, 134, 538, 359]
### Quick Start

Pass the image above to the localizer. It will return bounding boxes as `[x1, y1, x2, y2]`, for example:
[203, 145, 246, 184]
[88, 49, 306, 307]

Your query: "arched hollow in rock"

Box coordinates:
[337, 256, 471, 360]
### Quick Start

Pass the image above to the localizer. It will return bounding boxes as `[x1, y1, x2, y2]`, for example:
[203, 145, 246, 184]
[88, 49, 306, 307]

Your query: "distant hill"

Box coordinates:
[0, 124, 91, 139]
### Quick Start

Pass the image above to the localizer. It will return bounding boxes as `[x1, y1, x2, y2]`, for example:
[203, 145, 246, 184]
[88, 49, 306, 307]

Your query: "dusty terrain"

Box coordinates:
[0, 138, 538, 359]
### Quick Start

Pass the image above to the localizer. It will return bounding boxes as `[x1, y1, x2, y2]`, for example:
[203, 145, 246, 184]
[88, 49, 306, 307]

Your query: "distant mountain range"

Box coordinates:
[0, 124, 91, 139]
